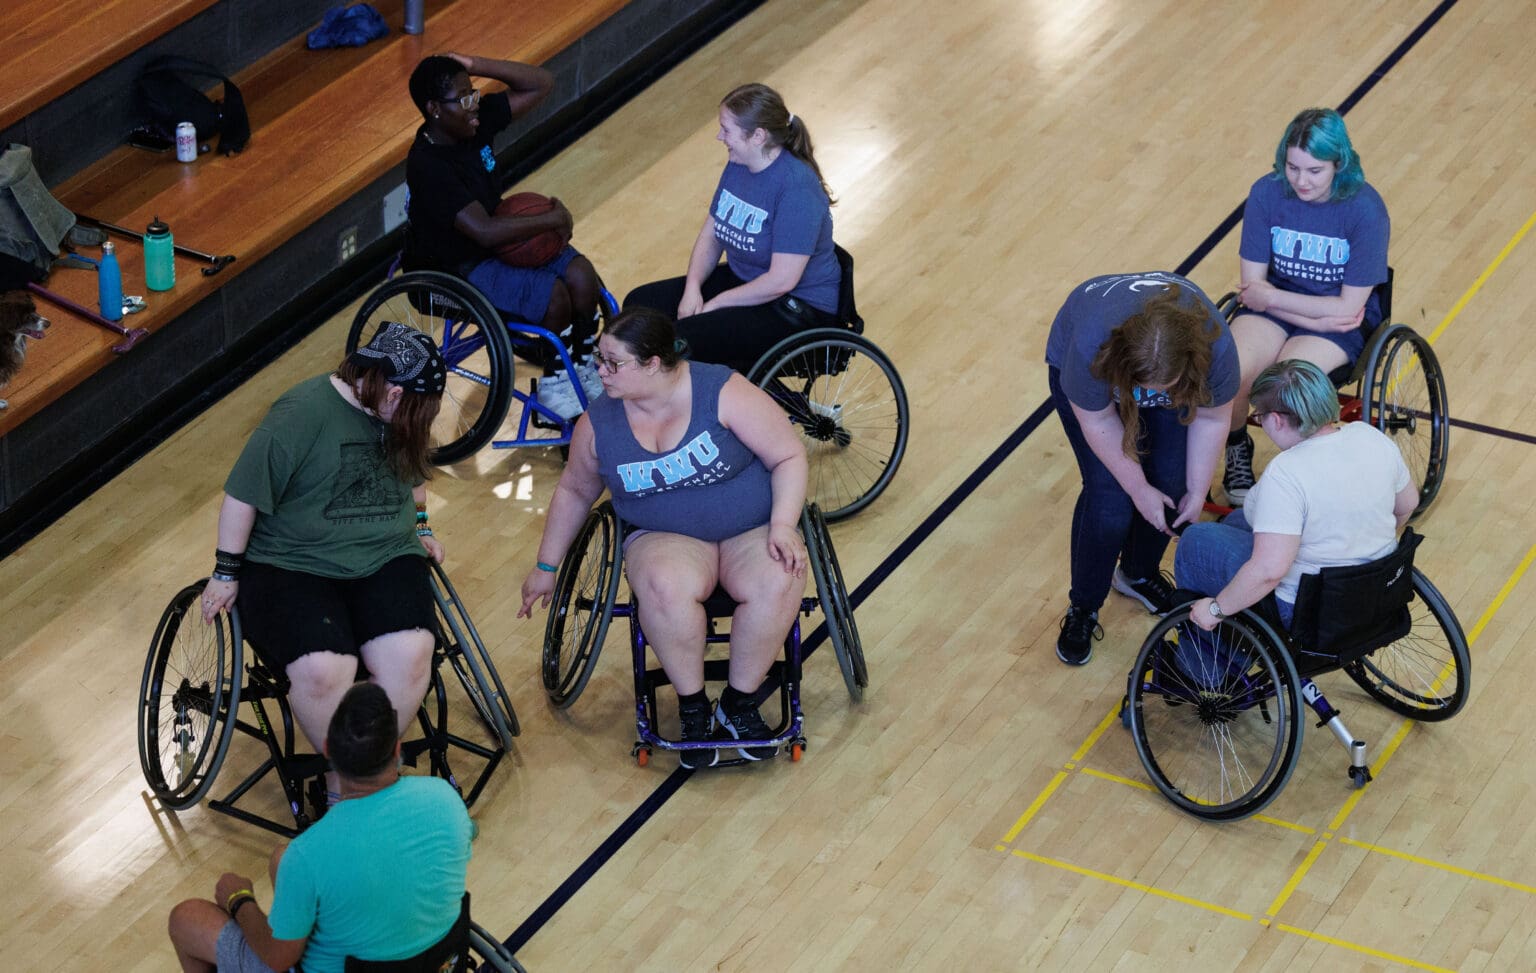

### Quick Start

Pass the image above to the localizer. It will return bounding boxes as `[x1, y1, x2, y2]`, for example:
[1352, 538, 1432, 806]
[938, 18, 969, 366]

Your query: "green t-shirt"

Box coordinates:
[267, 776, 473, 973]
[225, 375, 421, 578]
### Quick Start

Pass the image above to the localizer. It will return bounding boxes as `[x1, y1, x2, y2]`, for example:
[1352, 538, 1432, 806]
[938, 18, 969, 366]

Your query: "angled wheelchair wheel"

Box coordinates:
[542, 502, 622, 708]
[1126, 607, 1304, 821]
[1362, 324, 1449, 518]
[138, 581, 242, 810]
[749, 329, 909, 521]
[430, 563, 519, 748]
[348, 271, 514, 465]
[1216, 290, 1240, 321]
[1343, 568, 1469, 721]
[468, 921, 527, 973]
[802, 502, 867, 701]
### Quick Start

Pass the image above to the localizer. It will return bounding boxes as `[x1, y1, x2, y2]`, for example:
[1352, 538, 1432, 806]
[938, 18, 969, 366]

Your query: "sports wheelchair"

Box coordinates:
[1122, 529, 1470, 821]
[137, 563, 518, 836]
[344, 894, 526, 973]
[540, 501, 866, 766]
[347, 245, 909, 521]
[1220, 269, 1450, 518]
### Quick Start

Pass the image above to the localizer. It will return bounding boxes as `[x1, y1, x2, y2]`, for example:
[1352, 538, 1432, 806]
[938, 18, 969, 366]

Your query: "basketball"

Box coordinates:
[493, 192, 569, 267]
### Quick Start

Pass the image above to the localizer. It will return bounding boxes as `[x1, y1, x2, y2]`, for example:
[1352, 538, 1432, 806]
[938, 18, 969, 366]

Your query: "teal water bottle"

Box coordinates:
[144, 216, 174, 291]
[98, 241, 124, 321]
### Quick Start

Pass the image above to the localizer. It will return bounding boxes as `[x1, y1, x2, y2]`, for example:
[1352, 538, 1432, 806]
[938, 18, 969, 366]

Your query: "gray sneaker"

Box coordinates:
[573, 361, 605, 404]
[1223, 433, 1255, 505]
[535, 372, 584, 419]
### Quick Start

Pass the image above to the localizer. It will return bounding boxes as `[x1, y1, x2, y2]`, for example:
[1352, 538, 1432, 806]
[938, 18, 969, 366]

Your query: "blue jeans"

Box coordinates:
[1173, 510, 1294, 628]
[1049, 366, 1188, 612]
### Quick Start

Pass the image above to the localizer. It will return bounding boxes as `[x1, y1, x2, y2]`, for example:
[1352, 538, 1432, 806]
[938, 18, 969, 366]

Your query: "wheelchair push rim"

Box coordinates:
[1126, 606, 1304, 821]
[1343, 568, 1470, 721]
[430, 562, 520, 748]
[1363, 324, 1449, 520]
[347, 270, 515, 465]
[138, 581, 242, 810]
[542, 502, 622, 708]
[802, 502, 867, 700]
[749, 328, 909, 522]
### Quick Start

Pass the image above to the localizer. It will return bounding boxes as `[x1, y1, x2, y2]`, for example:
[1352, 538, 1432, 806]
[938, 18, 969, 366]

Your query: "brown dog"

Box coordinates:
[0, 290, 50, 410]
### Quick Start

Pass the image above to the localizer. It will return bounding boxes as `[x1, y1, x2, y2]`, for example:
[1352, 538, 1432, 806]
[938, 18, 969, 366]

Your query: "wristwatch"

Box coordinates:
[1208, 599, 1224, 620]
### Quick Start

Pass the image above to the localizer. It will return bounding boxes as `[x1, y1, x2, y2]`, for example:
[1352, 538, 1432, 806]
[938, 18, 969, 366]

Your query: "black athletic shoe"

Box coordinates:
[677, 701, 718, 770]
[714, 701, 779, 761]
[1223, 432, 1255, 505]
[1112, 567, 1177, 615]
[1057, 605, 1103, 666]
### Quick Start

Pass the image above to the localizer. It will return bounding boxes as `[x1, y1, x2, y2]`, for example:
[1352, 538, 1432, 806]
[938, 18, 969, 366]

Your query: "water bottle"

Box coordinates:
[98, 241, 123, 321]
[403, 0, 424, 34]
[144, 216, 175, 291]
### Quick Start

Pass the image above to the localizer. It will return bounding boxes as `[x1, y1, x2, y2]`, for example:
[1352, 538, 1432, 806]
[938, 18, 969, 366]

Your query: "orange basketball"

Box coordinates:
[493, 192, 569, 267]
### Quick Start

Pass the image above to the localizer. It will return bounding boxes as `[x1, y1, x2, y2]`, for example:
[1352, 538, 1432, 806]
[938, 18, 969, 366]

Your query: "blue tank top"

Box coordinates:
[588, 362, 773, 541]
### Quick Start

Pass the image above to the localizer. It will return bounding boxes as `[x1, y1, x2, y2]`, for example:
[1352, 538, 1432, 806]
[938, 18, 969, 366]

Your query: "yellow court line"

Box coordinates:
[998, 770, 1069, 845]
[1425, 206, 1536, 346]
[1264, 839, 1330, 918]
[1068, 705, 1123, 764]
[1253, 814, 1317, 836]
[1275, 924, 1456, 973]
[1338, 837, 1536, 895]
[1009, 849, 1252, 920]
[1078, 766, 1153, 791]
[1464, 540, 1536, 645]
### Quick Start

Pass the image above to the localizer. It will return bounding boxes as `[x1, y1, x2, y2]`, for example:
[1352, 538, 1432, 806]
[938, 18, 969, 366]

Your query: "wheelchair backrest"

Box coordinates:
[834, 244, 863, 334]
[344, 893, 471, 972]
[1289, 527, 1421, 672]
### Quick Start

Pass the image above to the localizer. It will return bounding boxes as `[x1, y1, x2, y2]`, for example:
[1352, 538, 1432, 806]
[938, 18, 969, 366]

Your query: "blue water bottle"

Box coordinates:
[144, 216, 174, 291]
[98, 241, 124, 321]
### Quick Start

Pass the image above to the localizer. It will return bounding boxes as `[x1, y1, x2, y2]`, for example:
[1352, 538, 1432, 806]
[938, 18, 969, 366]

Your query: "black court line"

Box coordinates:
[1449, 414, 1536, 447]
[503, 0, 1463, 955]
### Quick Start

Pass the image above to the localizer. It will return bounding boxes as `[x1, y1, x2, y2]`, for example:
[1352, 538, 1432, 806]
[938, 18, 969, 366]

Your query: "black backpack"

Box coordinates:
[136, 56, 250, 155]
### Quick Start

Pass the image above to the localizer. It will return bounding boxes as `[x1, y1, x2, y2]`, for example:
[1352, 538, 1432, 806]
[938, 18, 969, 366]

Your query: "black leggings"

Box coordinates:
[623, 265, 835, 374]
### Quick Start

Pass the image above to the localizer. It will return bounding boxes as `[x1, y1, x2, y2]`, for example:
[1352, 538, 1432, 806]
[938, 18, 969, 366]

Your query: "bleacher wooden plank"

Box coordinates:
[0, 0, 626, 437]
[0, 0, 220, 129]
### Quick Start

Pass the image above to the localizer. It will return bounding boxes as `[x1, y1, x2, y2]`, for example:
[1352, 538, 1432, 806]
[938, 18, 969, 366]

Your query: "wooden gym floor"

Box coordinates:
[4, 0, 1535, 968]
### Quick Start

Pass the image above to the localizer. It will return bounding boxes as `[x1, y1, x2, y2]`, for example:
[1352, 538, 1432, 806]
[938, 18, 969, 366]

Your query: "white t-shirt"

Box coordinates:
[1246, 422, 1410, 604]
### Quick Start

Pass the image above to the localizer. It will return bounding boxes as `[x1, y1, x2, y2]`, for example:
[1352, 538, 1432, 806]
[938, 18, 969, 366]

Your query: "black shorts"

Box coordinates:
[236, 555, 435, 670]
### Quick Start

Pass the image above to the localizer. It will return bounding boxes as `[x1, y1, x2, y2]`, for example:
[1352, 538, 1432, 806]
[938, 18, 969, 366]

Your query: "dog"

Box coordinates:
[0, 290, 50, 410]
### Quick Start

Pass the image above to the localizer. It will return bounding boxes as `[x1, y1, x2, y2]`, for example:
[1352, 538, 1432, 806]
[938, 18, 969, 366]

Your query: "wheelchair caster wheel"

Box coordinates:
[790, 740, 805, 762]
[1118, 695, 1131, 729]
[1348, 765, 1372, 789]
[633, 744, 651, 768]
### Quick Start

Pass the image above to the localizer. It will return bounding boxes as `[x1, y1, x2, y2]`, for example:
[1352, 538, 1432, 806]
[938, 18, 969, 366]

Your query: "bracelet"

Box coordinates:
[211, 572, 239, 583]
[225, 888, 254, 913]
[229, 895, 256, 920]
[536, 560, 558, 573]
[417, 512, 430, 523]
[213, 548, 244, 580]
[417, 526, 434, 537]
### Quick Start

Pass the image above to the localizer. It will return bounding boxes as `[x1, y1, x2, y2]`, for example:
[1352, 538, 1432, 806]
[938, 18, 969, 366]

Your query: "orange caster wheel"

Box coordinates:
[634, 746, 650, 767]
[790, 743, 803, 762]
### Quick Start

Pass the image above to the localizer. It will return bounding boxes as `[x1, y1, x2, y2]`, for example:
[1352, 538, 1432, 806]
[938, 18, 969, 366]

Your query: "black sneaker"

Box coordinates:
[677, 702, 718, 770]
[1223, 432, 1255, 505]
[1056, 605, 1103, 666]
[714, 701, 779, 761]
[1112, 567, 1177, 615]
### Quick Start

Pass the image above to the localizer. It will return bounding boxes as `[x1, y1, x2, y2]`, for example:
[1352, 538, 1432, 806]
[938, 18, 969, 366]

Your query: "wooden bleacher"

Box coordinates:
[0, 0, 625, 437]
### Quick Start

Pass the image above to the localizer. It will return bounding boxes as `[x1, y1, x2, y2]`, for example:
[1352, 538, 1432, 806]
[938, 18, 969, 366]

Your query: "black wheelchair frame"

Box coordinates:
[343, 893, 527, 973]
[539, 501, 867, 766]
[1122, 530, 1470, 821]
[137, 563, 518, 836]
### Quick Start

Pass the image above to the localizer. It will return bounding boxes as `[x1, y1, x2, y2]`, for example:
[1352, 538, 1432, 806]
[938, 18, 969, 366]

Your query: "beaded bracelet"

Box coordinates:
[417, 526, 434, 538]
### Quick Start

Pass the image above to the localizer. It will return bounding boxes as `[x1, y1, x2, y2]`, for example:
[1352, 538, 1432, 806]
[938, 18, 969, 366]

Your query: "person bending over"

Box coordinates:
[1222, 108, 1390, 504]
[519, 308, 808, 767]
[201, 323, 446, 798]
[407, 52, 604, 416]
[624, 83, 840, 374]
[167, 682, 474, 973]
[1179, 359, 1415, 634]
[1044, 272, 1239, 665]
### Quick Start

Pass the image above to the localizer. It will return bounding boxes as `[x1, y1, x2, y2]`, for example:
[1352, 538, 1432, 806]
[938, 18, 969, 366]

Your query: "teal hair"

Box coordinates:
[1272, 108, 1365, 201]
[1250, 359, 1340, 437]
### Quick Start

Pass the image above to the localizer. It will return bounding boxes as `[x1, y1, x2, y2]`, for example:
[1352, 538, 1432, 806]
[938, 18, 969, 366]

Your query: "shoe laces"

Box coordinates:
[1061, 606, 1103, 643]
[1224, 436, 1255, 483]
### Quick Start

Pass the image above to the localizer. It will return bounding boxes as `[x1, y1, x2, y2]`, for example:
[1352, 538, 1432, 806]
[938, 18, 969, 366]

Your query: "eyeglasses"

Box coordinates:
[440, 88, 481, 111]
[591, 350, 636, 373]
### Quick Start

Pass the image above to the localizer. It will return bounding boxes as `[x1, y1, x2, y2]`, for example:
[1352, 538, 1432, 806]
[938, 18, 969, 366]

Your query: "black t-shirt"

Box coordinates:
[404, 92, 513, 273]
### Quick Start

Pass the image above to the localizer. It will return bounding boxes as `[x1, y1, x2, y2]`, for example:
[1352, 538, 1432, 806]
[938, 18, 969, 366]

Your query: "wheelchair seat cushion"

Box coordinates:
[1290, 528, 1421, 668]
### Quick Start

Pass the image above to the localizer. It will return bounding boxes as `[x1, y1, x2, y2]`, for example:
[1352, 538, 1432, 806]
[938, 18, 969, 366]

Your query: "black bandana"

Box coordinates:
[351, 321, 446, 394]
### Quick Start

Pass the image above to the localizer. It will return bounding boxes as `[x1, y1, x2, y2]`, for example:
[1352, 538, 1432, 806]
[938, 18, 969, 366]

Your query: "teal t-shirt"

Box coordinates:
[267, 776, 473, 972]
[225, 375, 422, 578]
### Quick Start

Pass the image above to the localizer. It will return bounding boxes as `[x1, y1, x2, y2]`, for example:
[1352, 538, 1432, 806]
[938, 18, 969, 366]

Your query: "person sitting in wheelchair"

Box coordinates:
[518, 308, 808, 768]
[167, 683, 474, 973]
[201, 322, 447, 800]
[1177, 359, 1417, 649]
[622, 83, 841, 374]
[1223, 108, 1391, 505]
[406, 52, 604, 417]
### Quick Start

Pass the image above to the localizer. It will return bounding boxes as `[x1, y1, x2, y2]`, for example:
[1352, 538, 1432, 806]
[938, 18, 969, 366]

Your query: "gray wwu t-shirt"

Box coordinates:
[1044, 271, 1239, 411]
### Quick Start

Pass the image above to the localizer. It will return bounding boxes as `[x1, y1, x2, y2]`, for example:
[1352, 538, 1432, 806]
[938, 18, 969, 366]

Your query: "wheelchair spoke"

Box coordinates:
[1344, 573, 1467, 719]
